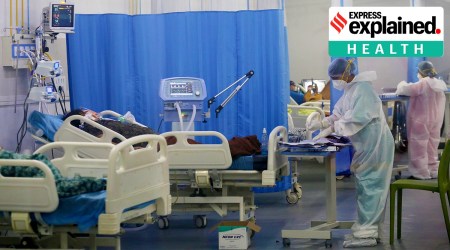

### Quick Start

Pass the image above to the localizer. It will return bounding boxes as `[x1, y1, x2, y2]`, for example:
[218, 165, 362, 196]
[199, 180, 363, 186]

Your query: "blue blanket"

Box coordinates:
[28, 111, 64, 141]
[40, 191, 154, 232]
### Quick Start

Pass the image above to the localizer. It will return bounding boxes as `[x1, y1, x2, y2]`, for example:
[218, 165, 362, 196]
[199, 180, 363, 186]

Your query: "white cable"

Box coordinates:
[185, 104, 196, 131]
[21, 49, 34, 67]
[174, 102, 184, 131]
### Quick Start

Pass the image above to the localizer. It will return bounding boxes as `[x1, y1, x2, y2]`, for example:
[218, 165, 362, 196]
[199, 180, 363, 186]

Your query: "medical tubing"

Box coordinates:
[185, 104, 196, 131]
[175, 102, 184, 131]
[51, 78, 66, 115]
[21, 49, 34, 66]
[15, 77, 33, 152]
[14, 45, 19, 113]
[27, 0, 29, 32]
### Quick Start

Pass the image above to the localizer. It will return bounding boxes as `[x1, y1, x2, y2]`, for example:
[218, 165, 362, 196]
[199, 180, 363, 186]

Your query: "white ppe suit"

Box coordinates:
[396, 77, 447, 179]
[325, 71, 394, 239]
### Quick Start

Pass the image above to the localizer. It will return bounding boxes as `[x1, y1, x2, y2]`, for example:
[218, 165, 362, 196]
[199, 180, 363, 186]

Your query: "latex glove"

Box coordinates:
[306, 119, 331, 131]
[313, 126, 334, 140]
[395, 81, 408, 94]
[306, 119, 322, 131]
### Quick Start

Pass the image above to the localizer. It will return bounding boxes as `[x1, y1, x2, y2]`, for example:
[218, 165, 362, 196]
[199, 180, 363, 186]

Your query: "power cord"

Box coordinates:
[157, 118, 164, 133]
[15, 77, 34, 152]
[51, 78, 67, 115]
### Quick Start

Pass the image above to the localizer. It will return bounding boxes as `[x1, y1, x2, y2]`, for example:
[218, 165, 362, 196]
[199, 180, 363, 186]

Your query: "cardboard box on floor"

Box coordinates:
[211, 220, 261, 249]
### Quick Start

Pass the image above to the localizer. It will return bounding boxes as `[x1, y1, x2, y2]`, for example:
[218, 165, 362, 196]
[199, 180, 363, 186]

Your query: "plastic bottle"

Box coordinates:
[261, 128, 268, 155]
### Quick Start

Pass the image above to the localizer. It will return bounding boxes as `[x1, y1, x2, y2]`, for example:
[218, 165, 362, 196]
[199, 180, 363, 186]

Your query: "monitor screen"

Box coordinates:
[169, 82, 193, 95]
[51, 4, 74, 28]
[302, 79, 327, 93]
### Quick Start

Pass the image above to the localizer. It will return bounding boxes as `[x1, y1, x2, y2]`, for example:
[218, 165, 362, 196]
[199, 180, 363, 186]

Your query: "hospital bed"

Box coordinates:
[28, 111, 292, 226]
[0, 135, 171, 249]
[287, 103, 325, 158]
[160, 126, 290, 227]
[287, 104, 325, 138]
[300, 100, 330, 116]
[29, 110, 144, 158]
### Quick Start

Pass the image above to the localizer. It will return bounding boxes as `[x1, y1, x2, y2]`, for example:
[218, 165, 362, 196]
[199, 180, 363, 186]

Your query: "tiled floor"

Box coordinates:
[121, 154, 450, 250]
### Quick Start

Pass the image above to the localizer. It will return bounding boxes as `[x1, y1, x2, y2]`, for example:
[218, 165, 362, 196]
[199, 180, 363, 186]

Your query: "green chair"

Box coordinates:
[390, 139, 450, 245]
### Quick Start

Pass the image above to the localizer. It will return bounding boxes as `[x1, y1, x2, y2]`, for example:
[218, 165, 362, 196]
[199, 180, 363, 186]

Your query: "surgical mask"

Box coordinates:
[332, 80, 346, 90]
[417, 73, 423, 79]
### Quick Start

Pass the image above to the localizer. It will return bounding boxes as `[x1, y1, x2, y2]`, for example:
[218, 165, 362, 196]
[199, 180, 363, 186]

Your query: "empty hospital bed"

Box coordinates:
[0, 135, 171, 249]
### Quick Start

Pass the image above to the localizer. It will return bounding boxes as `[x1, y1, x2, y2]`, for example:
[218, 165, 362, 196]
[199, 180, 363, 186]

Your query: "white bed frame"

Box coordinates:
[0, 135, 171, 250]
[287, 104, 325, 139]
[160, 126, 290, 228]
[30, 111, 291, 227]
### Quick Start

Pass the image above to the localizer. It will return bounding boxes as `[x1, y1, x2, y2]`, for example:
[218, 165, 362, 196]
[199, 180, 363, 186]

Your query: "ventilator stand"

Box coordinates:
[206, 70, 254, 118]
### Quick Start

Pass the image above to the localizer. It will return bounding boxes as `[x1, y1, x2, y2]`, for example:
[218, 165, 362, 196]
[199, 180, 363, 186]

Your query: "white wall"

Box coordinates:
[425, 0, 450, 83]
[285, 0, 331, 83]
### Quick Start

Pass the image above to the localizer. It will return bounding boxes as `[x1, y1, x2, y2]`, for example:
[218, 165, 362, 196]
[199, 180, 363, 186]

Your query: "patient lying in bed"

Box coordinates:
[64, 109, 156, 145]
[0, 149, 106, 198]
[64, 109, 263, 158]
[31, 109, 263, 158]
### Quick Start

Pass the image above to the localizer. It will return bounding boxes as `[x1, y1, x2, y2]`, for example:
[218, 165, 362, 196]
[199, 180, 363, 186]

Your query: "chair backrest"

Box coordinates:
[438, 139, 450, 192]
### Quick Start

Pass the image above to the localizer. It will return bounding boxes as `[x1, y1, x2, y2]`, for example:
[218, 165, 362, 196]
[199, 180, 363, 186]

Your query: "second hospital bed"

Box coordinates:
[0, 135, 171, 249]
[28, 111, 291, 228]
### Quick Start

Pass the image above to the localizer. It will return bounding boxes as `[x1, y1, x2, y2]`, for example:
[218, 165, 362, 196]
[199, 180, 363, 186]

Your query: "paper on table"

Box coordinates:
[279, 137, 350, 147]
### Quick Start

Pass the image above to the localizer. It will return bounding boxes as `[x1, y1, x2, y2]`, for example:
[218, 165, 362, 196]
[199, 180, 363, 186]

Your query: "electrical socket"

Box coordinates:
[1, 35, 35, 69]
[53, 76, 69, 98]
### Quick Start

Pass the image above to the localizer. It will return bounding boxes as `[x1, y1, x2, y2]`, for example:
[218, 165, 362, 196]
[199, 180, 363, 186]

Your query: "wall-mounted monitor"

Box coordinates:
[43, 3, 75, 33]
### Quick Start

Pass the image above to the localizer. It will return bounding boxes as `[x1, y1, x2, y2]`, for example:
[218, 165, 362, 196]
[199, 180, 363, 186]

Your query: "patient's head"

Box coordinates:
[63, 109, 99, 120]
[63, 108, 100, 127]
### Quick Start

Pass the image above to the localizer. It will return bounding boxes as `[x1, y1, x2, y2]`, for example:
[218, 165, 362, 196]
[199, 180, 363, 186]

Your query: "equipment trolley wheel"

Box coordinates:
[282, 238, 291, 247]
[286, 192, 299, 204]
[325, 239, 332, 248]
[157, 216, 169, 229]
[20, 237, 39, 248]
[194, 215, 207, 228]
[293, 182, 302, 199]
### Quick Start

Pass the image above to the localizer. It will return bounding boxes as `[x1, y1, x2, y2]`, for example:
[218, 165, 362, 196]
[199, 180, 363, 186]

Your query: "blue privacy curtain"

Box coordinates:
[67, 10, 289, 139]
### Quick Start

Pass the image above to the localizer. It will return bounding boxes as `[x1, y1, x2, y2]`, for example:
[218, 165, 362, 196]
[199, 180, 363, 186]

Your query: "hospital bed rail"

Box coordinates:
[29, 110, 291, 228]
[0, 135, 171, 249]
[159, 126, 289, 228]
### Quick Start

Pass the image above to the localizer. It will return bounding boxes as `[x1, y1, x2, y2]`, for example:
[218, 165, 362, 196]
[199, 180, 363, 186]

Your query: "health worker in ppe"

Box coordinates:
[306, 58, 394, 248]
[396, 61, 447, 180]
